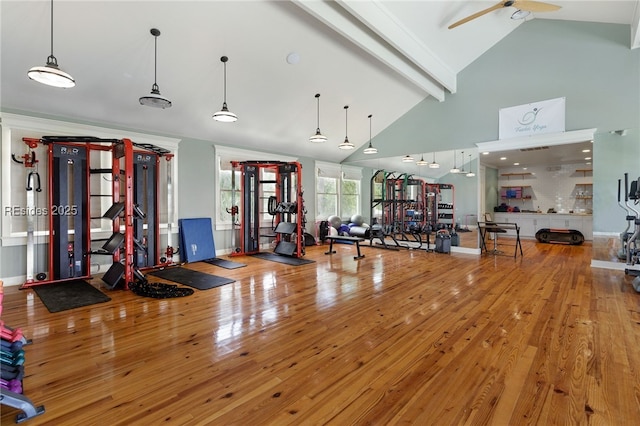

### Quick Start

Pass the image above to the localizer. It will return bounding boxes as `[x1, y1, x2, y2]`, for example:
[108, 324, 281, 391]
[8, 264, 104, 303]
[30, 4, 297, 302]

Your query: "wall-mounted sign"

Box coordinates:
[499, 97, 565, 140]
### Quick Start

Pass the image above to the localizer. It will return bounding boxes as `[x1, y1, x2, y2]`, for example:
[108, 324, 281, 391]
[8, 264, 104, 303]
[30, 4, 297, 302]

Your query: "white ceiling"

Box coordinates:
[1, 1, 639, 166]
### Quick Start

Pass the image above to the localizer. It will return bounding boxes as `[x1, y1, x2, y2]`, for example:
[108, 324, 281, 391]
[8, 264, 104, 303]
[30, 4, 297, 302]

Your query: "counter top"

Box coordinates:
[494, 212, 592, 216]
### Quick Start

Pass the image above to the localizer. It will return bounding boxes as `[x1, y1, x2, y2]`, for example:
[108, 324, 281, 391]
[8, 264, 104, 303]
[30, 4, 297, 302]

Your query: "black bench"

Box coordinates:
[324, 235, 366, 260]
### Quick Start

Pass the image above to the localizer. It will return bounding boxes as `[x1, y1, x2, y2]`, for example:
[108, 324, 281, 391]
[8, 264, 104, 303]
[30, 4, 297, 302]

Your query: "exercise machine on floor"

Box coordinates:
[17, 136, 172, 290]
[622, 173, 640, 291]
[230, 161, 307, 258]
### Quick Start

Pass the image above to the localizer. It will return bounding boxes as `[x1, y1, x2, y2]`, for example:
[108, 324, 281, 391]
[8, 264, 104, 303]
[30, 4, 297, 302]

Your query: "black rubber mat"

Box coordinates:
[201, 258, 247, 269]
[149, 267, 235, 290]
[34, 280, 111, 313]
[250, 252, 315, 266]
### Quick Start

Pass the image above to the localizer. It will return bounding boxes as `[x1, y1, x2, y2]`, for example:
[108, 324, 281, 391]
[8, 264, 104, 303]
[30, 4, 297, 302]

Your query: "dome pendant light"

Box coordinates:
[450, 150, 460, 173]
[338, 105, 355, 150]
[428, 151, 440, 169]
[363, 114, 377, 154]
[466, 153, 476, 177]
[139, 28, 172, 109]
[309, 93, 327, 143]
[213, 56, 237, 122]
[27, 0, 75, 88]
[416, 154, 428, 166]
[402, 155, 414, 163]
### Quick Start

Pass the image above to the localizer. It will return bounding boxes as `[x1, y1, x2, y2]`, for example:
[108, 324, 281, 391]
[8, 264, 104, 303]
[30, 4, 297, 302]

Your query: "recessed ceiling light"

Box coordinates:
[513, 162, 520, 166]
[586, 162, 592, 165]
[482, 152, 489, 155]
[523, 167, 528, 170]
[582, 149, 590, 153]
[286, 52, 300, 65]
[585, 157, 591, 160]
[500, 157, 507, 160]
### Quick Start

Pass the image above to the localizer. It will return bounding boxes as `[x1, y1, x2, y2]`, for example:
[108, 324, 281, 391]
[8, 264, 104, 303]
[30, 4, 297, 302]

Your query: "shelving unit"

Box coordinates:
[500, 172, 532, 180]
[500, 186, 533, 200]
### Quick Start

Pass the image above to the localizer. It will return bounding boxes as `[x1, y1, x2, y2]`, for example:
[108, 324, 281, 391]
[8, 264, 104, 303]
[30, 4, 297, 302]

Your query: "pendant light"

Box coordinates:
[338, 105, 355, 150]
[27, 0, 75, 88]
[466, 153, 476, 177]
[459, 151, 465, 173]
[450, 150, 460, 173]
[213, 56, 237, 122]
[428, 151, 440, 169]
[363, 114, 377, 154]
[309, 94, 327, 143]
[139, 28, 172, 109]
[402, 155, 414, 163]
[416, 154, 428, 166]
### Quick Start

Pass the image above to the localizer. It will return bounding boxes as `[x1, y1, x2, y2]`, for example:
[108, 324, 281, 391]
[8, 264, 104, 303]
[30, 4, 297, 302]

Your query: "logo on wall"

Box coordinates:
[499, 97, 565, 140]
[517, 107, 542, 126]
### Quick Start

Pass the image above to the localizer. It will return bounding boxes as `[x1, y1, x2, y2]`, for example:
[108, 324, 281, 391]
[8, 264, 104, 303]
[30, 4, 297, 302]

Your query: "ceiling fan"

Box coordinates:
[448, 0, 561, 29]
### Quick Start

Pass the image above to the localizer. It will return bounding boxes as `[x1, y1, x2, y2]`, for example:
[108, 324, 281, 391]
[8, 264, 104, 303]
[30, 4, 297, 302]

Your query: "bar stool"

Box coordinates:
[484, 213, 506, 254]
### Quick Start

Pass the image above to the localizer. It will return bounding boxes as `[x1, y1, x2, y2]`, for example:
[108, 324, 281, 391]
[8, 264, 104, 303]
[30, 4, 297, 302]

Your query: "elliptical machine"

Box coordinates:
[618, 174, 637, 259]
[622, 173, 640, 292]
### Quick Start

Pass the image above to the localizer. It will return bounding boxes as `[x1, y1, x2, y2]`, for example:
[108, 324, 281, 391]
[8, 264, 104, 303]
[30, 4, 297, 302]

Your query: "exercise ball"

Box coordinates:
[338, 224, 350, 236]
[328, 215, 342, 230]
[328, 226, 338, 236]
[350, 214, 364, 226]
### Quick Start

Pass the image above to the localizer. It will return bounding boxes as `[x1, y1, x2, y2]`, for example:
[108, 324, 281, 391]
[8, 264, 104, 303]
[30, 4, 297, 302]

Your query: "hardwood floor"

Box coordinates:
[2, 240, 639, 425]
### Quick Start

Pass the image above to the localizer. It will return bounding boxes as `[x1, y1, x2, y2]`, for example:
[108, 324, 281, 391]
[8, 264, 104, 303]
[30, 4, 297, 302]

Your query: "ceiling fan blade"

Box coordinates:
[514, 0, 561, 13]
[448, 2, 506, 29]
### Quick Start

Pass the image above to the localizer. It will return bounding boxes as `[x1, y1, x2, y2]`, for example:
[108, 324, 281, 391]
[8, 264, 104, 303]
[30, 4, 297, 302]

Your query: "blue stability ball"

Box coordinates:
[328, 215, 342, 230]
[350, 214, 364, 226]
[338, 224, 350, 236]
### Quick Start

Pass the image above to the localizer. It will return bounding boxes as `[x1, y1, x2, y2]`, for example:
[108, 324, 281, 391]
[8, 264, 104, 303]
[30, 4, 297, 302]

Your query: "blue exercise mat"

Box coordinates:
[179, 218, 216, 262]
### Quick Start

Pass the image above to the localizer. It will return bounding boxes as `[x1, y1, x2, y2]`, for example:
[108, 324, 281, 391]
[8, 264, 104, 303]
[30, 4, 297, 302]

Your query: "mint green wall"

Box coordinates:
[485, 166, 499, 216]
[593, 128, 640, 233]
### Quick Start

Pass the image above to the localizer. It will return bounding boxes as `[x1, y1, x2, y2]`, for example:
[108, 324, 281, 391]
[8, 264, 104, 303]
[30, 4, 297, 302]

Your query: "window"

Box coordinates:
[214, 145, 296, 230]
[315, 162, 362, 221]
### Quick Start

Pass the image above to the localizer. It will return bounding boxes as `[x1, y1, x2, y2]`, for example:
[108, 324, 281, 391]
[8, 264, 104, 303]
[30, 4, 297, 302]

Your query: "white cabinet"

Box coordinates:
[492, 213, 592, 240]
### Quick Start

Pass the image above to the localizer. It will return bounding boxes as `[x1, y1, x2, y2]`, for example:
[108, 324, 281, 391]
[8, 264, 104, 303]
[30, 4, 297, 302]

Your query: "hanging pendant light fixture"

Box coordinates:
[402, 155, 414, 163]
[27, 0, 75, 88]
[363, 114, 377, 154]
[213, 56, 237, 122]
[309, 93, 327, 143]
[416, 154, 428, 166]
[428, 151, 440, 169]
[459, 151, 465, 173]
[139, 28, 172, 109]
[466, 153, 476, 177]
[450, 149, 460, 173]
[338, 105, 355, 150]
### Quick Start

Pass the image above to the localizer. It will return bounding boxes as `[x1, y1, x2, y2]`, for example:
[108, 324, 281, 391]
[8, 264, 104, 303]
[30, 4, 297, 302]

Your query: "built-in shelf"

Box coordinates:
[501, 172, 532, 179]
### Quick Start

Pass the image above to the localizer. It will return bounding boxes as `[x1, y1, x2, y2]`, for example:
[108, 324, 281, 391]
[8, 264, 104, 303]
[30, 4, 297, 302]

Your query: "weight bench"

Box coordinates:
[324, 235, 366, 260]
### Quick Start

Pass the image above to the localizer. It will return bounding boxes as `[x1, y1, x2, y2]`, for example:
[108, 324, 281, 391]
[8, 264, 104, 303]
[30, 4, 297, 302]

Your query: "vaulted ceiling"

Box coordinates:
[2, 1, 638, 164]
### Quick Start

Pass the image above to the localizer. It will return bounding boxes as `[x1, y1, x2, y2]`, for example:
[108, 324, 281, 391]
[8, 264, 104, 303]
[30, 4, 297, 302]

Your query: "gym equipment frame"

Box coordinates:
[19, 136, 172, 290]
[230, 161, 306, 258]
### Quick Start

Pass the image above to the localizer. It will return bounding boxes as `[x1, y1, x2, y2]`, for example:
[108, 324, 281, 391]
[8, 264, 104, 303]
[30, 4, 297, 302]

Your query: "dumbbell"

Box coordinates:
[0, 378, 23, 393]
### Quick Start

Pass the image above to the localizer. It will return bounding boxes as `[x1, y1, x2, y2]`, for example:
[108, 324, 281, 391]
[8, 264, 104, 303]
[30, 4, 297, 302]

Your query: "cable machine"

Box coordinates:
[230, 161, 306, 258]
[18, 136, 171, 290]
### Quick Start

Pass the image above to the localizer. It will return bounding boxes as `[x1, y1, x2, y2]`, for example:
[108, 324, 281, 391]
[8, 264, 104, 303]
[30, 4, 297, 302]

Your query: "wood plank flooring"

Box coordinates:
[1, 239, 639, 425]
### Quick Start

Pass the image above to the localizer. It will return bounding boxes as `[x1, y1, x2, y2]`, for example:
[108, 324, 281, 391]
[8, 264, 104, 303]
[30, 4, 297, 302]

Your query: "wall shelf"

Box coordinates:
[501, 172, 532, 180]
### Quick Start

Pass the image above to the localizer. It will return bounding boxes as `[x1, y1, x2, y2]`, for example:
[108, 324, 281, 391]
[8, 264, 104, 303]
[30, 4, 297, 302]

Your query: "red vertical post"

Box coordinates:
[122, 139, 134, 289]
